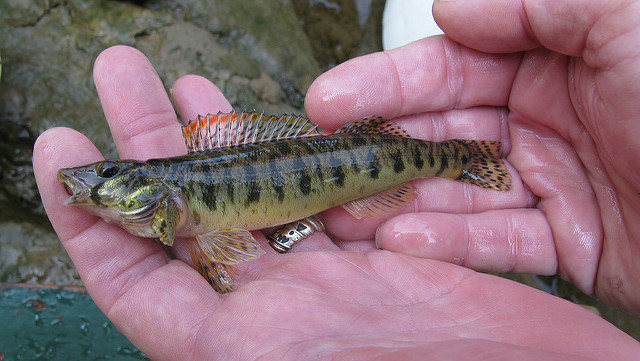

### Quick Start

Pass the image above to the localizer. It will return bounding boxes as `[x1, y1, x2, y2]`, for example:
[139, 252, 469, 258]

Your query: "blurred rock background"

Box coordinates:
[0, 0, 384, 285]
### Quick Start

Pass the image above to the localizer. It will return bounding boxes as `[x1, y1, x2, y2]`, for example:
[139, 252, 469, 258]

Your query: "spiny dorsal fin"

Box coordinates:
[182, 111, 322, 153]
[342, 183, 416, 219]
[335, 116, 409, 137]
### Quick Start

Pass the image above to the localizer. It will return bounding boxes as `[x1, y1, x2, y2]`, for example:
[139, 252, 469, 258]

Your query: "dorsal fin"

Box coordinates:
[182, 111, 322, 153]
[335, 116, 409, 137]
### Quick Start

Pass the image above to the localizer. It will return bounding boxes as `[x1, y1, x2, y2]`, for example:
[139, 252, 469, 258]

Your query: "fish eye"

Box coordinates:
[96, 161, 120, 178]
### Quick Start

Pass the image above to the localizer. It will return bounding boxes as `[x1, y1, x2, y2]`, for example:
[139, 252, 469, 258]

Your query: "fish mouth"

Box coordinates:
[57, 168, 92, 205]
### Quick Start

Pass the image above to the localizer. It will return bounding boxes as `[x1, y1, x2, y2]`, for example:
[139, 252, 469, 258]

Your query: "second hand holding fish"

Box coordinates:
[58, 111, 511, 292]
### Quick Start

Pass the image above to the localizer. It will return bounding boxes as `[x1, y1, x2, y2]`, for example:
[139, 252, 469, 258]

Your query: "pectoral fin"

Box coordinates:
[152, 195, 181, 246]
[195, 228, 265, 265]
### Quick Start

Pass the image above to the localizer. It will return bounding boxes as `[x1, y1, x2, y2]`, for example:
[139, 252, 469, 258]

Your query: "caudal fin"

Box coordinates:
[458, 140, 511, 191]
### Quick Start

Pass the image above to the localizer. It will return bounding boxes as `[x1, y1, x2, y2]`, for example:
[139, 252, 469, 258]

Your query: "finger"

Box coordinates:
[509, 114, 602, 294]
[506, 48, 602, 293]
[93, 45, 185, 159]
[33, 128, 190, 311]
[305, 36, 522, 129]
[34, 128, 105, 242]
[171, 74, 233, 122]
[433, 0, 630, 56]
[35, 131, 224, 361]
[376, 209, 558, 275]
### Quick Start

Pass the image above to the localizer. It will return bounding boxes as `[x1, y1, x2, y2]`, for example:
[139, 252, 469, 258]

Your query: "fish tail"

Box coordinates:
[457, 140, 511, 191]
[187, 238, 236, 293]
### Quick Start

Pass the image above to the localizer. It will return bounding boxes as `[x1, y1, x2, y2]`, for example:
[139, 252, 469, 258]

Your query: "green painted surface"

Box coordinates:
[0, 284, 147, 360]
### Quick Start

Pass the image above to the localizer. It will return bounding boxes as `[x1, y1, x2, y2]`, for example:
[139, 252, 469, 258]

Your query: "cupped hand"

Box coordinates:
[306, 0, 640, 314]
[33, 43, 640, 360]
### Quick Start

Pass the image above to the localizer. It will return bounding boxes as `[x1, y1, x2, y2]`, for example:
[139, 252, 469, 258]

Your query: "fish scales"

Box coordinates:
[145, 134, 470, 234]
[57, 112, 511, 292]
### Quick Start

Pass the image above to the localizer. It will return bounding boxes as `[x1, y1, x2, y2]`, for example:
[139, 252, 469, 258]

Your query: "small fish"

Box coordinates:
[58, 111, 511, 292]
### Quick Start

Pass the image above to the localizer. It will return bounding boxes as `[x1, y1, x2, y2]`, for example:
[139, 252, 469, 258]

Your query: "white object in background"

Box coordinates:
[382, 0, 443, 50]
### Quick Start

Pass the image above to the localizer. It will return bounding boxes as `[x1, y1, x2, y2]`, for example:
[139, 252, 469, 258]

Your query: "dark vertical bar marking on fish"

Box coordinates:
[367, 150, 381, 180]
[299, 171, 312, 195]
[435, 152, 449, 176]
[246, 181, 261, 205]
[268, 161, 286, 203]
[412, 146, 424, 170]
[199, 181, 219, 211]
[391, 150, 405, 173]
[314, 166, 324, 183]
[242, 165, 261, 206]
[428, 155, 435, 168]
[272, 179, 285, 202]
[226, 181, 235, 203]
[426, 142, 436, 168]
[332, 165, 346, 187]
[451, 142, 460, 164]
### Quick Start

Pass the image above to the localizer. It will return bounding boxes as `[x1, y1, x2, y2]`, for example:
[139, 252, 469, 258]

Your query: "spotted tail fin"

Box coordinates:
[457, 140, 511, 191]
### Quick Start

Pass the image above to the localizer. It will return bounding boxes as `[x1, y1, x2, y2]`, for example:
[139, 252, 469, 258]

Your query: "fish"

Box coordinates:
[58, 111, 511, 292]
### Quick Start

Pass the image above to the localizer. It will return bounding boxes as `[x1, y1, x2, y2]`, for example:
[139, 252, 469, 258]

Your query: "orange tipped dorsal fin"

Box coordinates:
[182, 111, 322, 153]
[335, 116, 409, 137]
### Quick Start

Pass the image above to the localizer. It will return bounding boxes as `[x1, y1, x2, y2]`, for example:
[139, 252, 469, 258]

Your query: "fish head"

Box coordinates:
[57, 160, 174, 237]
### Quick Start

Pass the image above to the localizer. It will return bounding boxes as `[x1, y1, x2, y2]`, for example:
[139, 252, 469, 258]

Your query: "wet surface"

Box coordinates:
[0, 284, 147, 360]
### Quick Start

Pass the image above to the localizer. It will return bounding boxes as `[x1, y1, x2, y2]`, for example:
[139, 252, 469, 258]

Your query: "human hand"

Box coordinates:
[306, 0, 640, 314]
[33, 44, 640, 359]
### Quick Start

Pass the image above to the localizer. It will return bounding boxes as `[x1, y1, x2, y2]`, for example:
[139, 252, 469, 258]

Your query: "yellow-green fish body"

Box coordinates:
[151, 134, 499, 231]
[58, 112, 511, 291]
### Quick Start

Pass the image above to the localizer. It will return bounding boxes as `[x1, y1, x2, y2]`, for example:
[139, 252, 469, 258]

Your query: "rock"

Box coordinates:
[146, 0, 322, 98]
[0, 0, 328, 285]
[249, 72, 282, 105]
[292, 0, 386, 70]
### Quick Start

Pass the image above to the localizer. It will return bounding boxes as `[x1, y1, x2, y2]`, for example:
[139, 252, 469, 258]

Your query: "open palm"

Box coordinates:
[33, 0, 640, 359]
[307, 0, 640, 314]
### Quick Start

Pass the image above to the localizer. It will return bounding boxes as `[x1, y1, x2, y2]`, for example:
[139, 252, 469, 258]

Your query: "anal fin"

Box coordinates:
[341, 183, 416, 219]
